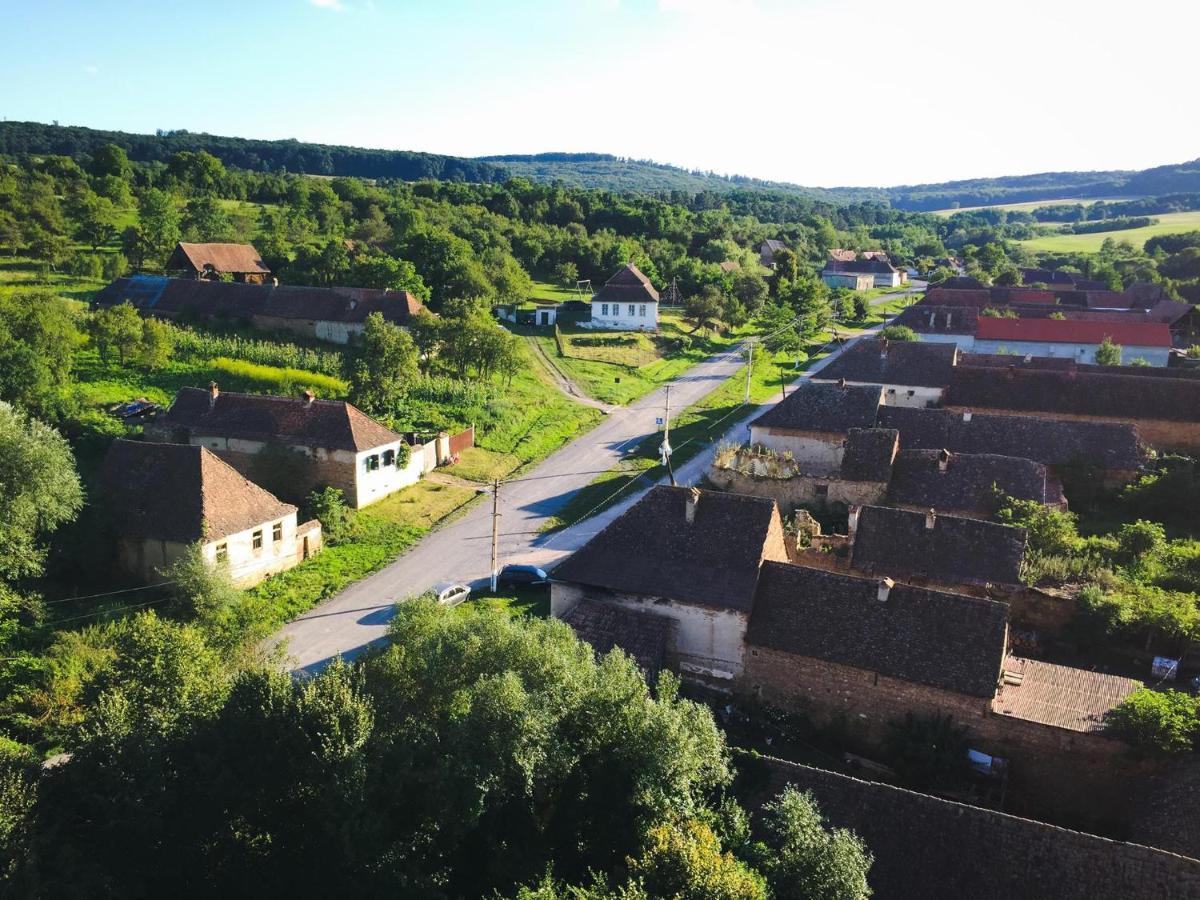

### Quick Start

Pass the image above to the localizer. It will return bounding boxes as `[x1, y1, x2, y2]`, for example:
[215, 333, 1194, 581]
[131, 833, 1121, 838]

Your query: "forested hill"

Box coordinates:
[0, 121, 509, 183]
[3, 121, 1199, 211]
[472, 152, 865, 201]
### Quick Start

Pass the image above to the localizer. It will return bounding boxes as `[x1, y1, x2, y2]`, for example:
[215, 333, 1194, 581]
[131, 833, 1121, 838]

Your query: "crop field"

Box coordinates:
[1018, 210, 1200, 253]
[931, 196, 1142, 217]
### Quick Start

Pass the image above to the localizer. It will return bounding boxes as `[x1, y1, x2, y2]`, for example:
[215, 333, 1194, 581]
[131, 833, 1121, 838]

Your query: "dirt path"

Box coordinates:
[523, 335, 616, 413]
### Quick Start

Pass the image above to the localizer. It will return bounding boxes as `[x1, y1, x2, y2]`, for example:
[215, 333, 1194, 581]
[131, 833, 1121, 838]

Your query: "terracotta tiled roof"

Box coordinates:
[168, 242, 270, 275]
[852, 505, 1027, 587]
[551, 486, 781, 613]
[975, 317, 1172, 348]
[747, 562, 1008, 698]
[160, 387, 399, 452]
[100, 439, 295, 544]
[751, 381, 882, 433]
[991, 656, 1140, 733]
[876, 405, 1145, 471]
[561, 599, 672, 679]
[813, 338, 957, 388]
[592, 263, 659, 305]
[888, 450, 1057, 514]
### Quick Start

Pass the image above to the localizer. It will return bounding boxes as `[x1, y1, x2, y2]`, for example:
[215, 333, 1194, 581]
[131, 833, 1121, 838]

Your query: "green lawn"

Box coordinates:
[529, 279, 586, 303]
[525, 313, 748, 406]
[1017, 210, 1200, 253]
[464, 585, 550, 618]
[242, 480, 478, 636]
[0, 255, 110, 304]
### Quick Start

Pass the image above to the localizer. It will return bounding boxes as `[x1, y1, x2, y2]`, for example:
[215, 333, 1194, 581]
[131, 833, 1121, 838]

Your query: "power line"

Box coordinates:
[50, 596, 169, 625]
[41, 581, 178, 606]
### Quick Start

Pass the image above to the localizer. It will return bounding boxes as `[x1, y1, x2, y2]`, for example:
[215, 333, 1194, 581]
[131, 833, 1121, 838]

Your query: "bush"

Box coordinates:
[993, 492, 1080, 557]
[305, 487, 350, 543]
[1106, 688, 1200, 752]
[878, 325, 917, 342]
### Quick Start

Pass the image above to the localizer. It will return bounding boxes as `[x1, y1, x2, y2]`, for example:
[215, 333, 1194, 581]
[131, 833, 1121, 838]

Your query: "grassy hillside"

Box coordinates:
[1017, 210, 1200, 253]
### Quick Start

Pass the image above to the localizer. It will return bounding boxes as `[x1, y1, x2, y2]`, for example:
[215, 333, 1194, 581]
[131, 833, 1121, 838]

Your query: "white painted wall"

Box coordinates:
[872, 272, 902, 288]
[587, 300, 658, 330]
[201, 511, 302, 587]
[354, 439, 423, 508]
[748, 426, 844, 473]
[972, 339, 1169, 367]
[551, 582, 749, 681]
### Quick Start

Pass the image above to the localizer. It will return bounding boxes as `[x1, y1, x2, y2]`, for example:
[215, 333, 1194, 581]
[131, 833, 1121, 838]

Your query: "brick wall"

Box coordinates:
[740, 647, 1160, 832]
[743, 754, 1200, 900]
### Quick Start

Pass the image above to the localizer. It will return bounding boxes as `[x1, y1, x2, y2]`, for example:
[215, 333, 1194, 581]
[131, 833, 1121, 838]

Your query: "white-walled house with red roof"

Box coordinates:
[971, 318, 1172, 366]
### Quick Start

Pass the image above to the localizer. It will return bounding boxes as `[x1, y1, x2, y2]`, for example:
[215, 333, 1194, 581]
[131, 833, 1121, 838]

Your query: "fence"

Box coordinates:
[448, 425, 475, 456]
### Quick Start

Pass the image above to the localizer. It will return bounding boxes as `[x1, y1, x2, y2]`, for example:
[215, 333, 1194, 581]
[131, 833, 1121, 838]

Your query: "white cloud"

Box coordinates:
[310, 0, 345, 10]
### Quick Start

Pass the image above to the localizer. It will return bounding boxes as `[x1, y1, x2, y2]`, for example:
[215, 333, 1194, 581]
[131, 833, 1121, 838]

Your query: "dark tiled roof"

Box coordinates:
[100, 439, 295, 544]
[592, 263, 660, 305]
[160, 388, 399, 452]
[877, 405, 1144, 470]
[823, 256, 897, 275]
[748, 756, 1200, 900]
[748, 562, 1008, 698]
[561, 599, 672, 679]
[962, 352, 1200, 380]
[852, 505, 1026, 587]
[892, 304, 978, 335]
[1019, 267, 1076, 286]
[840, 428, 898, 481]
[945, 366, 1200, 423]
[888, 450, 1053, 514]
[551, 486, 781, 613]
[167, 242, 270, 275]
[95, 277, 427, 326]
[814, 338, 958, 388]
[751, 382, 882, 433]
[1131, 759, 1200, 861]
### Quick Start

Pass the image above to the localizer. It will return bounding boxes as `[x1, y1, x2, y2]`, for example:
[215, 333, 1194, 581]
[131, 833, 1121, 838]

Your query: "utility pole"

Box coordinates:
[780, 366, 787, 401]
[660, 384, 676, 486]
[490, 478, 500, 592]
[744, 342, 754, 404]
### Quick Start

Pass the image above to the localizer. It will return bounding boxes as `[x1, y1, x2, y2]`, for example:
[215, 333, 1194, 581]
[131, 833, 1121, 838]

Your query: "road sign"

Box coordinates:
[655, 417, 664, 425]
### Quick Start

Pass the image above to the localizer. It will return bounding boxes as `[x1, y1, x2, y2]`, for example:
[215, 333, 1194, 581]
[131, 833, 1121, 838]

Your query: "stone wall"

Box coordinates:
[746, 426, 844, 472]
[743, 754, 1200, 900]
[707, 465, 885, 516]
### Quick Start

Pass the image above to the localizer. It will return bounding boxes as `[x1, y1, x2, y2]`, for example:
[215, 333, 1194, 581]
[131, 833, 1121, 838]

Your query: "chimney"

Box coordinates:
[1024, 354, 1033, 363]
[271, 277, 279, 287]
[302, 389, 315, 407]
[208, 381, 219, 408]
[879, 338, 889, 359]
[877, 577, 894, 603]
[925, 508, 937, 530]
[937, 449, 951, 473]
[847, 504, 861, 541]
[962, 409, 973, 423]
[349, 298, 358, 310]
[1006, 364, 1016, 380]
[685, 487, 701, 524]
[837, 378, 846, 388]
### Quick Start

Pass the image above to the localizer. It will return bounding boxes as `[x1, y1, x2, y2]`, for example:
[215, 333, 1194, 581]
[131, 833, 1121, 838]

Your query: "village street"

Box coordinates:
[276, 293, 914, 672]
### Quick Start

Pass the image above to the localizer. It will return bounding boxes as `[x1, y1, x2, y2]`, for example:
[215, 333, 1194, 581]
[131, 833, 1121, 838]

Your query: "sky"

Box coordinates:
[2, 0, 1198, 188]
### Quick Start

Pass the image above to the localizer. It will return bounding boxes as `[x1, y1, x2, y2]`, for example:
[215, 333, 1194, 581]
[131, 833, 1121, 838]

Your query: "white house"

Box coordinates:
[821, 255, 903, 289]
[147, 384, 433, 508]
[101, 439, 322, 587]
[588, 263, 659, 330]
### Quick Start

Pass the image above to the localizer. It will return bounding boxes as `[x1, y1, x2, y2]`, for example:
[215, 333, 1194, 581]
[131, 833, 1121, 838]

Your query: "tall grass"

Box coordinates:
[208, 357, 347, 397]
[171, 325, 346, 376]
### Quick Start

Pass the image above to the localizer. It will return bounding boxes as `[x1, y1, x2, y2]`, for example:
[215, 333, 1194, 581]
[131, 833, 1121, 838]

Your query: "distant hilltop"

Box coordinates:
[3, 120, 1199, 211]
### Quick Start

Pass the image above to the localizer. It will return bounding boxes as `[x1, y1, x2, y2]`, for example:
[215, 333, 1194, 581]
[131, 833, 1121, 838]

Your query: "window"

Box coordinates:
[628, 304, 635, 317]
[365, 454, 380, 472]
[252, 530, 263, 550]
[382, 449, 396, 467]
[601, 303, 609, 316]
[639, 304, 647, 317]
[907, 389, 915, 398]
[272, 522, 283, 543]
[215, 543, 228, 562]
[814, 483, 829, 499]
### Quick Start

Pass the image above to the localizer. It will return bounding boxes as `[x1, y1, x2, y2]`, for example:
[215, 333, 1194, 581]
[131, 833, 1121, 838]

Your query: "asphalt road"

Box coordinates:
[275, 298, 914, 672]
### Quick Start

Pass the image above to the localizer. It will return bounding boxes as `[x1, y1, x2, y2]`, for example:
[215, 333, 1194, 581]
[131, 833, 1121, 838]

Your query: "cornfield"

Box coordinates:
[171, 325, 347, 377]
